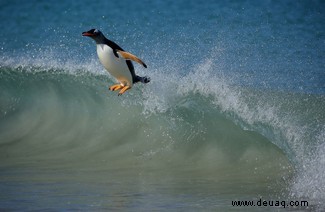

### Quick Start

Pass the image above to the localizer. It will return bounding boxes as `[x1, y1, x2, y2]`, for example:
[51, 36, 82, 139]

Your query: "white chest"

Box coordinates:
[96, 44, 133, 86]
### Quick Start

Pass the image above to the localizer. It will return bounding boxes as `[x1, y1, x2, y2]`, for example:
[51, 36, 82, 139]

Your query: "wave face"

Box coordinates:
[0, 54, 324, 207]
[0, 65, 289, 171]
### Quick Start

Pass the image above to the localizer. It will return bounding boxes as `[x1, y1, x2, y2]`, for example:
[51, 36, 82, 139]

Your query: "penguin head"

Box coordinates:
[82, 29, 106, 44]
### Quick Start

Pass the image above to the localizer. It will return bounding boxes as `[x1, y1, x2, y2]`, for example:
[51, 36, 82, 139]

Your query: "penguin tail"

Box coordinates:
[135, 75, 150, 84]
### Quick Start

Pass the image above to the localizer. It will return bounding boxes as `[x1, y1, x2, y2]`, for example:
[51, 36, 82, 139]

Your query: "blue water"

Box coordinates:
[0, 0, 324, 211]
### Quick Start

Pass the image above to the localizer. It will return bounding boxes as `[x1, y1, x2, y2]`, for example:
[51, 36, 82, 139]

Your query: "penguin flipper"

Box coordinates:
[116, 50, 147, 68]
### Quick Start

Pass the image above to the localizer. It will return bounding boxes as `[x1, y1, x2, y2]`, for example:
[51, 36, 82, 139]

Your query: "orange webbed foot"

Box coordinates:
[109, 84, 123, 91]
[118, 86, 131, 96]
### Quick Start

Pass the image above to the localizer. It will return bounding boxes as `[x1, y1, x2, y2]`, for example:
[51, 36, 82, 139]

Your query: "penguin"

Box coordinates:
[82, 29, 150, 95]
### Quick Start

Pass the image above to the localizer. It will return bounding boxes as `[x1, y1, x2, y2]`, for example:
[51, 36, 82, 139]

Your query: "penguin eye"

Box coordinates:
[94, 29, 98, 34]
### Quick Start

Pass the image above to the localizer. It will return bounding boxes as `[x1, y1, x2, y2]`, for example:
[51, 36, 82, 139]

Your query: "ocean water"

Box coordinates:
[0, 0, 324, 211]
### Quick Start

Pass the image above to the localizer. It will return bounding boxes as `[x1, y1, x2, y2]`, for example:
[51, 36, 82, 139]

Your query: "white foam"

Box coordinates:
[291, 131, 325, 207]
[0, 48, 106, 75]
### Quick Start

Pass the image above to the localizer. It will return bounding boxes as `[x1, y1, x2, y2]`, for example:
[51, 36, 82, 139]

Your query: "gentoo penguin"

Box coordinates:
[82, 29, 150, 95]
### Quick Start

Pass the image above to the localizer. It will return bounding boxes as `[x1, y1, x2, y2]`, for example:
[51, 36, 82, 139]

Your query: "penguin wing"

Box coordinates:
[116, 50, 147, 68]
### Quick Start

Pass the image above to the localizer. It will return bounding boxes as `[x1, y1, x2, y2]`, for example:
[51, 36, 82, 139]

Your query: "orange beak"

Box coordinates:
[82, 32, 94, 37]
